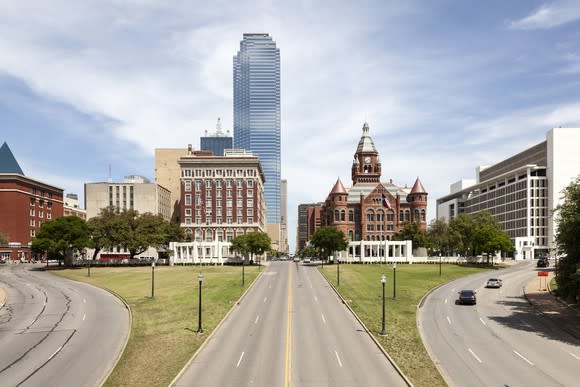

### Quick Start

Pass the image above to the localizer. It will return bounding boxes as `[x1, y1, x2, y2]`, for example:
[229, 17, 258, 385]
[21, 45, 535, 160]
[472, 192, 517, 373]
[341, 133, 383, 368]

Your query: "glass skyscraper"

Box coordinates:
[233, 33, 281, 224]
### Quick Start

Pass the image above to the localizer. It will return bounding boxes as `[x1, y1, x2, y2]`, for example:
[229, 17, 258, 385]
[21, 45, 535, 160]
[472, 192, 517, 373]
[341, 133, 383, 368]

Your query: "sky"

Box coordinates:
[1, 0, 580, 253]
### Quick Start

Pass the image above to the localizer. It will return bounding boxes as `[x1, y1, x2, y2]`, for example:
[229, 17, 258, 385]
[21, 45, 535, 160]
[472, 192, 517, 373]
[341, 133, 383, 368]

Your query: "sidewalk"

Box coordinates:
[523, 273, 580, 339]
[0, 286, 6, 309]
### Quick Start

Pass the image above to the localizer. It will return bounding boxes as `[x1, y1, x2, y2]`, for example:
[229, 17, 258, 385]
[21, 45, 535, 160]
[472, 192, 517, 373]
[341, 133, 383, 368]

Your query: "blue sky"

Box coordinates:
[2, 1, 580, 252]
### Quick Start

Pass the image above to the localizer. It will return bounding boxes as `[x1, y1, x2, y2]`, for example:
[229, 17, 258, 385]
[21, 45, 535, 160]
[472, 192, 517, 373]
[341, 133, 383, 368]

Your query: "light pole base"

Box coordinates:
[379, 331, 388, 337]
[197, 329, 204, 334]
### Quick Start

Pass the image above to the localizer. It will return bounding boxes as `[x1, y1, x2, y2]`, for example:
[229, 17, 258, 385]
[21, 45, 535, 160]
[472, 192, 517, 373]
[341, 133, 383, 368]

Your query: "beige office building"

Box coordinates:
[155, 147, 189, 222]
[84, 175, 171, 221]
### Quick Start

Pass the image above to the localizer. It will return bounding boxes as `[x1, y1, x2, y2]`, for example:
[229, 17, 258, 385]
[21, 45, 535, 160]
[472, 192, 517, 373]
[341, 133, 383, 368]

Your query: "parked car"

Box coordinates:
[457, 290, 477, 305]
[293, 257, 300, 262]
[537, 258, 549, 268]
[486, 278, 503, 288]
[303, 258, 311, 264]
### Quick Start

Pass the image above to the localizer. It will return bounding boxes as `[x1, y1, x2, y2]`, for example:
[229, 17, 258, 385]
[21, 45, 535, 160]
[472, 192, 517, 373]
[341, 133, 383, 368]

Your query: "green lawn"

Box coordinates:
[52, 265, 260, 387]
[320, 262, 495, 387]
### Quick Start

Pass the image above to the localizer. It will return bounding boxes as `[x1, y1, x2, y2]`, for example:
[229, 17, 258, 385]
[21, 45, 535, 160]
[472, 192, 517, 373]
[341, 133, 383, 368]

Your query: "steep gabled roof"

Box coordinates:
[0, 142, 24, 175]
[410, 177, 426, 194]
[330, 178, 347, 194]
[355, 122, 378, 154]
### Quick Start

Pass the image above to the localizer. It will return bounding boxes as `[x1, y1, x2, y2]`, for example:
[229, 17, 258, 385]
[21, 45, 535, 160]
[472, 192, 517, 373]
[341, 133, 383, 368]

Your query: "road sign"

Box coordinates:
[538, 271, 549, 277]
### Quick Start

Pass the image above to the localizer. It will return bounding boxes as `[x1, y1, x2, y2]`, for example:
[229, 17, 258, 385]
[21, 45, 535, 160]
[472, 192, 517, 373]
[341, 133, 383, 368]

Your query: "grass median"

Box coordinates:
[52, 264, 260, 387]
[320, 262, 495, 387]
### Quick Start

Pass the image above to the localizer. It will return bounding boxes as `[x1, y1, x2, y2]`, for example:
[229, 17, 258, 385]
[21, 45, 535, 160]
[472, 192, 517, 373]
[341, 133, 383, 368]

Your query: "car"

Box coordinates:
[303, 258, 311, 264]
[486, 278, 503, 288]
[457, 290, 477, 305]
[293, 257, 300, 262]
[537, 258, 549, 268]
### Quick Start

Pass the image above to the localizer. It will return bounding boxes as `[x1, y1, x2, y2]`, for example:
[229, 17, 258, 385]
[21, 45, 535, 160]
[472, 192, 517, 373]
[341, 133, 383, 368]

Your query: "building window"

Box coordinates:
[183, 169, 192, 177]
[237, 199, 243, 207]
[30, 219, 35, 226]
[247, 169, 254, 177]
[216, 169, 222, 177]
[47, 212, 51, 220]
[185, 209, 192, 216]
[185, 194, 192, 205]
[39, 211, 43, 218]
[248, 217, 253, 224]
[226, 169, 233, 177]
[248, 180, 253, 187]
[247, 208, 253, 216]
[216, 189, 222, 198]
[248, 189, 253, 197]
[227, 189, 232, 198]
[184, 180, 192, 192]
[185, 218, 192, 225]
[227, 200, 233, 208]
[30, 198, 35, 206]
[247, 199, 253, 208]
[30, 208, 35, 216]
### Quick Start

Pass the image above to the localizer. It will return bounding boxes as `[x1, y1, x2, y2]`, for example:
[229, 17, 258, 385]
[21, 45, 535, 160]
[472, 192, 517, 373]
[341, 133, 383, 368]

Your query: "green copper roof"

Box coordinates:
[0, 142, 24, 175]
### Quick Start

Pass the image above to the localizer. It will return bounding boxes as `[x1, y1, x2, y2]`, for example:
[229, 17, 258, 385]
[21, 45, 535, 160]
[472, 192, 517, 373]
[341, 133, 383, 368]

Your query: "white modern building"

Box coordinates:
[437, 128, 580, 260]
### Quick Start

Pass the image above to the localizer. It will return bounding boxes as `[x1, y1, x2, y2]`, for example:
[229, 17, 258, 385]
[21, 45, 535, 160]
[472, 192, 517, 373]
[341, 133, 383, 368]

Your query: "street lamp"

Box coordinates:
[337, 254, 340, 287]
[197, 273, 204, 334]
[151, 260, 155, 299]
[439, 253, 442, 277]
[242, 258, 245, 286]
[392, 262, 397, 300]
[379, 274, 387, 336]
[87, 259, 91, 278]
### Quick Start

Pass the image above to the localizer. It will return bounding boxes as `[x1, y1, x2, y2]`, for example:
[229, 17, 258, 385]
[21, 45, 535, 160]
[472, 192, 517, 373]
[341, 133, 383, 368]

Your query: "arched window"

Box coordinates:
[340, 210, 346, 222]
[405, 210, 410, 221]
[348, 230, 354, 241]
[195, 229, 202, 242]
[414, 209, 420, 222]
[349, 210, 354, 222]
[205, 230, 213, 242]
[377, 209, 384, 222]
[399, 210, 404, 222]
[334, 209, 340, 222]
[421, 209, 426, 221]
[217, 230, 223, 242]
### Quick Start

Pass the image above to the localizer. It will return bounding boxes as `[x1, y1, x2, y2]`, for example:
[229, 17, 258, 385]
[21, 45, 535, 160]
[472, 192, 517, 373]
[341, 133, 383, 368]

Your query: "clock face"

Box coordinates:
[364, 156, 371, 163]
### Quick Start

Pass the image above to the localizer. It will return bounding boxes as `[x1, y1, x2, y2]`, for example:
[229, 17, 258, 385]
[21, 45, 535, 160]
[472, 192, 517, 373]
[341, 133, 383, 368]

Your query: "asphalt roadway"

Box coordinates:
[172, 260, 408, 387]
[418, 260, 580, 387]
[0, 263, 130, 387]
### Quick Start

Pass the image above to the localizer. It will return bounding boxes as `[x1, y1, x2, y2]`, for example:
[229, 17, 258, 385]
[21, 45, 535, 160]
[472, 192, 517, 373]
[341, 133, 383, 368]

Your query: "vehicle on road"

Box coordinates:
[536, 258, 549, 268]
[293, 257, 300, 262]
[457, 290, 477, 305]
[303, 258, 311, 264]
[486, 278, 503, 288]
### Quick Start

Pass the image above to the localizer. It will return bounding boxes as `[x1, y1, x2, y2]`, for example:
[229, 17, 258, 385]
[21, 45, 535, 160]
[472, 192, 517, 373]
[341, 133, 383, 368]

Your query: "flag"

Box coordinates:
[381, 192, 392, 209]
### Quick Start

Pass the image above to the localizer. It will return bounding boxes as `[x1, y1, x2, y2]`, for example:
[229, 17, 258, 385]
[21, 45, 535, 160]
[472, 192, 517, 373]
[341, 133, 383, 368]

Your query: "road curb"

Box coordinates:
[320, 269, 414, 387]
[0, 286, 6, 309]
[168, 266, 266, 387]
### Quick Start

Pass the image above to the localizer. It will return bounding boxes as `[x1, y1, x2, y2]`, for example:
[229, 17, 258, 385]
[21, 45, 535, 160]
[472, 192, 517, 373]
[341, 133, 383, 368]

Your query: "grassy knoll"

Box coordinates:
[53, 265, 260, 387]
[320, 263, 495, 387]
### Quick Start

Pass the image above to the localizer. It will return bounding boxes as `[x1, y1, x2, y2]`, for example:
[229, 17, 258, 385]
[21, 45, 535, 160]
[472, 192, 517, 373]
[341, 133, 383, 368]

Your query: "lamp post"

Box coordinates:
[151, 260, 155, 299]
[197, 273, 204, 334]
[87, 260, 91, 278]
[439, 253, 442, 277]
[337, 254, 340, 287]
[392, 262, 397, 300]
[242, 258, 245, 286]
[379, 274, 387, 336]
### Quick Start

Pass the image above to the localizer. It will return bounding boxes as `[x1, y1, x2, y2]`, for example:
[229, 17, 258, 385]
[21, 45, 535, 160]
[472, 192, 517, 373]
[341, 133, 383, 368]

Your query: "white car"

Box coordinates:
[486, 278, 503, 288]
[303, 258, 311, 264]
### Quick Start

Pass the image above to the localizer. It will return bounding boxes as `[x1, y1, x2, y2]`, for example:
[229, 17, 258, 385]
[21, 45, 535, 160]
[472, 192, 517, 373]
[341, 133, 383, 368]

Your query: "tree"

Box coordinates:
[117, 210, 168, 259]
[393, 222, 429, 250]
[230, 234, 250, 262]
[309, 226, 349, 263]
[31, 216, 90, 266]
[427, 218, 450, 255]
[554, 177, 580, 303]
[449, 213, 475, 256]
[0, 229, 8, 245]
[87, 206, 123, 260]
[245, 231, 271, 265]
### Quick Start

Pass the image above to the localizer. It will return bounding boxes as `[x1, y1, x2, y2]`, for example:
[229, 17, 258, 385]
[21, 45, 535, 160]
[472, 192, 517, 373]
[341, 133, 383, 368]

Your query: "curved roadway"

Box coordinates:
[0, 263, 130, 387]
[418, 261, 580, 387]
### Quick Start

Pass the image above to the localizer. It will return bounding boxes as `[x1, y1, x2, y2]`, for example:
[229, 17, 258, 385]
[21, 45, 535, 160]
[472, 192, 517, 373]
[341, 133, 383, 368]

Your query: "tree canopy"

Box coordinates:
[230, 231, 271, 264]
[393, 221, 429, 249]
[309, 226, 349, 262]
[31, 216, 90, 265]
[554, 176, 580, 303]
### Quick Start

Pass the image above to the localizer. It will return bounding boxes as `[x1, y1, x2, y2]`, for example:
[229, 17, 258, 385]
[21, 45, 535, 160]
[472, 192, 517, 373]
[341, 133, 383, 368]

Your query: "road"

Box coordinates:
[0, 263, 130, 387]
[418, 261, 580, 387]
[173, 260, 407, 386]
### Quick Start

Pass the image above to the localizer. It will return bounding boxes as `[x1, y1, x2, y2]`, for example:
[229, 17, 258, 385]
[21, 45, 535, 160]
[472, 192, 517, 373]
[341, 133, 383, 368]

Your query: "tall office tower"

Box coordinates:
[233, 33, 281, 225]
[200, 118, 233, 157]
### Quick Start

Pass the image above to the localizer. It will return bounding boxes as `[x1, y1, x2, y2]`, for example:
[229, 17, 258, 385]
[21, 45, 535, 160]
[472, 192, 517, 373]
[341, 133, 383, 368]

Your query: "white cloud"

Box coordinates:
[509, 1, 580, 30]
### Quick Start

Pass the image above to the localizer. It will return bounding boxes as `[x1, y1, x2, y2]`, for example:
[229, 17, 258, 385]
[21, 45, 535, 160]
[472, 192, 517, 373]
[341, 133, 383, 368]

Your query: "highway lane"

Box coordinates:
[418, 261, 580, 387]
[0, 263, 130, 387]
[173, 261, 407, 386]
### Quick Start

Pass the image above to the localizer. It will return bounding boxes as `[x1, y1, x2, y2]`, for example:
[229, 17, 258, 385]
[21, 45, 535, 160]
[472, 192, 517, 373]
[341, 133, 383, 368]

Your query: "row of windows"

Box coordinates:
[184, 218, 254, 226]
[182, 169, 256, 178]
[29, 188, 53, 198]
[183, 194, 255, 208]
[29, 198, 53, 208]
[366, 224, 395, 231]
[29, 209, 52, 219]
[185, 208, 254, 217]
[183, 228, 259, 242]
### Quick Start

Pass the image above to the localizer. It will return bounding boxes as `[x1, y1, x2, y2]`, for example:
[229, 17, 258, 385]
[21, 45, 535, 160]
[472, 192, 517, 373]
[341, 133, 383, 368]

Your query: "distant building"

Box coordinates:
[170, 149, 266, 264]
[234, 33, 281, 225]
[155, 147, 189, 223]
[296, 202, 323, 252]
[280, 179, 288, 254]
[84, 175, 171, 221]
[63, 193, 87, 220]
[0, 142, 64, 261]
[436, 127, 580, 260]
[200, 118, 233, 157]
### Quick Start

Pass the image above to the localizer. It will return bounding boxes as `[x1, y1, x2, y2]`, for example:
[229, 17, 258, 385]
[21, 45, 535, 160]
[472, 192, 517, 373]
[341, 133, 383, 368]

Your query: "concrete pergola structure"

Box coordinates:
[335, 240, 413, 263]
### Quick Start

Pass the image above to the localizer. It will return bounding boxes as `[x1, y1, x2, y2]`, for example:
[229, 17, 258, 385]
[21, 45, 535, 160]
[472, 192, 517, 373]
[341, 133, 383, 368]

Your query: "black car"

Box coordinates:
[457, 290, 477, 305]
[537, 258, 549, 268]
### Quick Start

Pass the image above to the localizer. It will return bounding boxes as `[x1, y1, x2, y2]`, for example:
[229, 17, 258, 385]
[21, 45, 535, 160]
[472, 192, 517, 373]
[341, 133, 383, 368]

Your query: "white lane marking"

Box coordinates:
[321, 313, 326, 324]
[236, 352, 245, 367]
[513, 350, 534, 366]
[444, 298, 448, 304]
[468, 348, 483, 363]
[446, 316, 451, 324]
[570, 353, 580, 360]
[263, 297, 267, 303]
[254, 315, 260, 324]
[83, 313, 86, 321]
[334, 351, 343, 367]
[314, 296, 318, 303]
[479, 318, 487, 326]
[48, 346, 63, 361]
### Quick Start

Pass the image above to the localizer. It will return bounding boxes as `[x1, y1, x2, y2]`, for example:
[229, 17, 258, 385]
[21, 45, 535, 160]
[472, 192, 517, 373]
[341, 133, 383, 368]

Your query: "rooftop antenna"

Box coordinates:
[108, 164, 112, 183]
[216, 117, 223, 136]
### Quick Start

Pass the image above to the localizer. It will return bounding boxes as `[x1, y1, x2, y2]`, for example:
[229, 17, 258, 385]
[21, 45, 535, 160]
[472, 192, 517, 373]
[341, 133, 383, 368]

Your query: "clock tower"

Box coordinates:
[351, 122, 381, 185]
